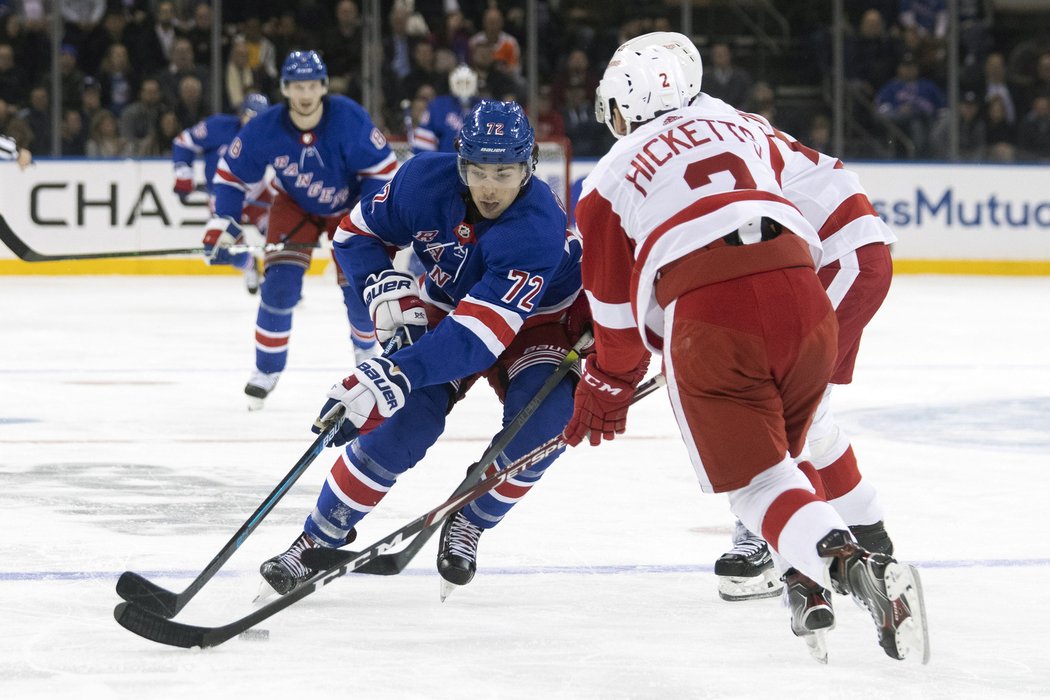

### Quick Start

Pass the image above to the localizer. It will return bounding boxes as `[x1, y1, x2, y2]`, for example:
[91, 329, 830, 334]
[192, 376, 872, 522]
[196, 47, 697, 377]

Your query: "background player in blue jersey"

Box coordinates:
[206, 50, 399, 410]
[259, 100, 589, 601]
[172, 92, 270, 294]
[410, 65, 482, 154]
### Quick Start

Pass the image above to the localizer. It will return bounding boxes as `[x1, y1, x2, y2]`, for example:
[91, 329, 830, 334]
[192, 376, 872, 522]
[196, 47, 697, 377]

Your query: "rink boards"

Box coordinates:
[1, 158, 1048, 274]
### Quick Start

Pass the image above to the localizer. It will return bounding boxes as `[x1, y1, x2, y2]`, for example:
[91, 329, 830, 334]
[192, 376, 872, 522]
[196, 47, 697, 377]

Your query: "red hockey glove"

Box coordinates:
[313, 357, 412, 446]
[563, 357, 648, 447]
[202, 216, 243, 266]
[363, 269, 428, 345]
[174, 177, 194, 203]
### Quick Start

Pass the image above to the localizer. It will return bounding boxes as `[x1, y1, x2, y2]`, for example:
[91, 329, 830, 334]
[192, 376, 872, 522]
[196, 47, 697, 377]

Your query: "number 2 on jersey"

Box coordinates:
[684, 153, 757, 192]
[502, 269, 544, 312]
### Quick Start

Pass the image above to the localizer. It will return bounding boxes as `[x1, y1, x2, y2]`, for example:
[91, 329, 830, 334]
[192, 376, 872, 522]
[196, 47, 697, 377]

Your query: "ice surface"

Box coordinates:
[1, 273, 1048, 699]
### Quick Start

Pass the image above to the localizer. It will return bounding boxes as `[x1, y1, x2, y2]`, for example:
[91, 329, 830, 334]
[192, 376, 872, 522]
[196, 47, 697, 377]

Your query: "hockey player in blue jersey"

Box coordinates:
[259, 100, 588, 601]
[173, 92, 271, 294]
[410, 65, 482, 153]
[206, 50, 399, 410]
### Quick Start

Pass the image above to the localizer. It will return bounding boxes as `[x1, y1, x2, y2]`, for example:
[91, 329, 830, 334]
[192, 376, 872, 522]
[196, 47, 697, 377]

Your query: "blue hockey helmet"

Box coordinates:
[456, 100, 537, 187]
[238, 92, 270, 120]
[281, 50, 329, 87]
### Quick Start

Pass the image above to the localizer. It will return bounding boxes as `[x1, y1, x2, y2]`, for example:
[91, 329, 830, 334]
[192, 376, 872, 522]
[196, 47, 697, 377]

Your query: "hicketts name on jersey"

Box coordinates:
[624, 116, 765, 196]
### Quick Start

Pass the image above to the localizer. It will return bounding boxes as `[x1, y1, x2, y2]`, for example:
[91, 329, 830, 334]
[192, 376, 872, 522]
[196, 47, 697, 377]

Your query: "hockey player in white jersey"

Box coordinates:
[616, 32, 900, 612]
[569, 44, 928, 663]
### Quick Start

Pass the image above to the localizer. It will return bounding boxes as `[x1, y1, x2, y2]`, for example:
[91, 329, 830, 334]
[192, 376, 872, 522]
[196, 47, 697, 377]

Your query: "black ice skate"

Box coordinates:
[783, 568, 835, 664]
[819, 529, 930, 663]
[259, 532, 322, 596]
[851, 520, 894, 556]
[714, 520, 783, 601]
[437, 509, 484, 602]
[244, 370, 281, 411]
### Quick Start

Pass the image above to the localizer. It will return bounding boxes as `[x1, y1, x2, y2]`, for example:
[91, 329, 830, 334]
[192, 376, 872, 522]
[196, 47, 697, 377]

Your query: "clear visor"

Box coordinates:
[594, 86, 606, 124]
[457, 159, 532, 189]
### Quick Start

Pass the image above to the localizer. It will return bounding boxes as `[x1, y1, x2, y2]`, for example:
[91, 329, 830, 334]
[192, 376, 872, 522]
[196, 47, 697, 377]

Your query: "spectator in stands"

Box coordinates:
[60, 0, 107, 55]
[383, 0, 416, 93]
[899, 0, 948, 40]
[470, 41, 521, 102]
[320, 0, 363, 95]
[437, 9, 473, 66]
[0, 96, 32, 153]
[1021, 52, 1050, 117]
[1018, 93, 1050, 162]
[746, 81, 777, 123]
[225, 38, 263, 112]
[0, 42, 25, 106]
[80, 76, 104, 129]
[18, 84, 50, 155]
[173, 74, 205, 128]
[875, 51, 946, 157]
[704, 42, 752, 108]
[98, 42, 138, 116]
[550, 48, 599, 111]
[400, 39, 443, 109]
[44, 43, 86, 111]
[3, 12, 49, 92]
[984, 94, 1015, 148]
[931, 90, 986, 160]
[85, 108, 132, 157]
[469, 6, 521, 76]
[270, 12, 311, 67]
[157, 37, 209, 112]
[59, 107, 87, 155]
[139, 108, 180, 156]
[81, 11, 131, 78]
[532, 84, 565, 140]
[805, 113, 833, 154]
[119, 78, 166, 153]
[184, 2, 217, 66]
[133, 1, 182, 78]
[846, 8, 903, 102]
[561, 80, 611, 157]
[236, 17, 278, 85]
[978, 52, 1018, 126]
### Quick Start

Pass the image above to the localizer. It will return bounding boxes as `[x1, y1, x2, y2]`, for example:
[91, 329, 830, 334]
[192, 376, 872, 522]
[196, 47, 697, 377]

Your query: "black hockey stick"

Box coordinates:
[113, 374, 666, 648]
[331, 330, 593, 576]
[114, 330, 408, 618]
[0, 213, 316, 262]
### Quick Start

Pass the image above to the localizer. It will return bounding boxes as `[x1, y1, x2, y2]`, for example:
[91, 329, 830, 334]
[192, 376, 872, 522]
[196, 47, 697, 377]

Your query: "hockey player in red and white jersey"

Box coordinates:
[613, 33, 900, 612]
[566, 44, 928, 663]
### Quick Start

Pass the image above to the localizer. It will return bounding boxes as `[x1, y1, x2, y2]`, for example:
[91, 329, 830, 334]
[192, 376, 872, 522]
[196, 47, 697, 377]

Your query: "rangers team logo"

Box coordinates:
[455, 222, 475, 244]
[413, 229, 439, 242]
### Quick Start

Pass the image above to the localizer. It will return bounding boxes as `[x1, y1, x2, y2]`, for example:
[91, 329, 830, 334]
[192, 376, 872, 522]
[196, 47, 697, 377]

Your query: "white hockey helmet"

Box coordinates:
[596, 45, 686, 139]
[449, 65, 478, 101]
[615, 31, 703, 104]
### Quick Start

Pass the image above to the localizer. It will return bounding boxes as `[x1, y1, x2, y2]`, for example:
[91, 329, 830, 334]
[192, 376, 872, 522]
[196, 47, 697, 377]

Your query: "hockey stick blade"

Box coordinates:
[301, 374, 666, 574]
[306, 330, 594, 576]
[115, 331, 409, 618]
[114, 375, 665, 648]
[0, 214, 314, 262]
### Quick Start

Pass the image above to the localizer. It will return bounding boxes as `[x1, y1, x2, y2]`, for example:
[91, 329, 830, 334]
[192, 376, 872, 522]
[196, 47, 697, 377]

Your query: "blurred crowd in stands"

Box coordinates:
[1, 0, 1048, 162]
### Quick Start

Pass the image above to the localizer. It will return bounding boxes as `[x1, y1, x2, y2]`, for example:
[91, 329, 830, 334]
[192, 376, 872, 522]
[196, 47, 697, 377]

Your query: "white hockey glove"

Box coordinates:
[313, 357, 412, 446]
[363, 269, 428, 345]
[202, 216, 243, 266]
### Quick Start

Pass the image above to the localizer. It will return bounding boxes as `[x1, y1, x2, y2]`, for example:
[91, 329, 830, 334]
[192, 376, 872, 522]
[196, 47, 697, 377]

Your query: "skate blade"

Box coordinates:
[885, 563, 931, 664]
[246, 395, 266, 412]
[252, 578, 281, 606]
[439, 578, 461, 603]
[717, 569, 784, 602]
[802, 630, 829, 664]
